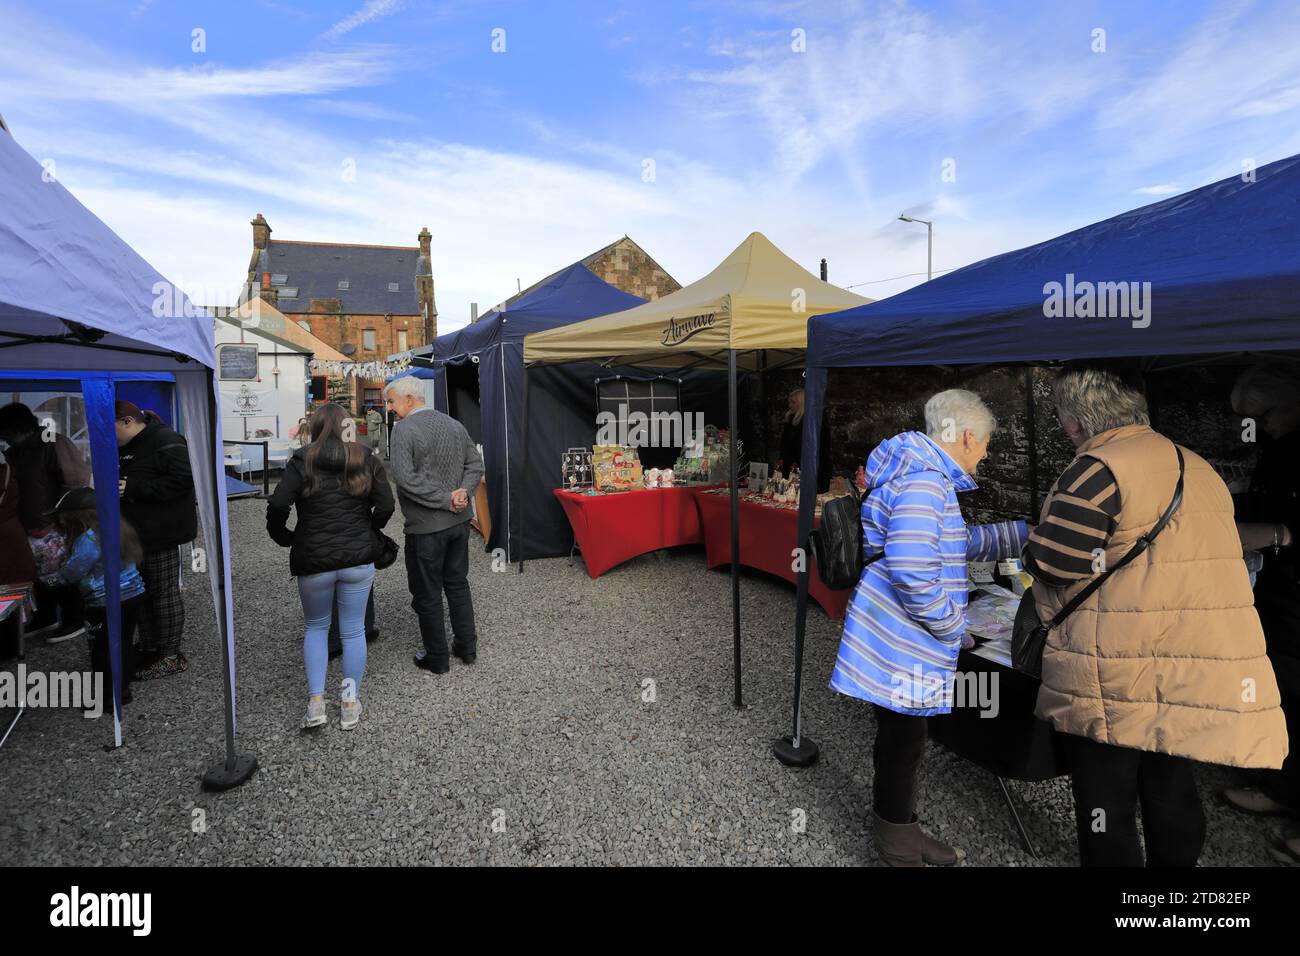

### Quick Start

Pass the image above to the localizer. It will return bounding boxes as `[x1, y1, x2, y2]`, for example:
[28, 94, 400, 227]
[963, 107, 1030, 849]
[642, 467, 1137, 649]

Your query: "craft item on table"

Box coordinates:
[592, 444, 643, 492]
[966, 560, 996, 587]
[661, 468, 674, 487]
[644, 467, 662, 489]
[562, 447, 594, 490]
[673, 423, 731, 484]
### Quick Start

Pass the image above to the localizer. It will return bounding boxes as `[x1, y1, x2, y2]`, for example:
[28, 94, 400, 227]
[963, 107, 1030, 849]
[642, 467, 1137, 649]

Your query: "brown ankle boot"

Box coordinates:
[872, 811, 966, 867]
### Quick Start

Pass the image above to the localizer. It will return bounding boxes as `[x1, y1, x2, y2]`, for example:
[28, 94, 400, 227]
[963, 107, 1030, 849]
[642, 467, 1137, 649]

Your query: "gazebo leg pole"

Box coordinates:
[201, 378, 258, 792]
[519, 364, 529, 573]
[729, 349, 742, 708]
[773, 364, 823, 767]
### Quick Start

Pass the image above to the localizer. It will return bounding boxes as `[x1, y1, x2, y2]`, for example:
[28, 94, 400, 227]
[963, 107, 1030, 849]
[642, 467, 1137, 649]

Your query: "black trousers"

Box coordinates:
[872, 704, 928, 824]
[86, 596, 143, 699]
[405, 523, 477, 664]
[32, 579, 84, 631]
[1064, 734, 1206, 867]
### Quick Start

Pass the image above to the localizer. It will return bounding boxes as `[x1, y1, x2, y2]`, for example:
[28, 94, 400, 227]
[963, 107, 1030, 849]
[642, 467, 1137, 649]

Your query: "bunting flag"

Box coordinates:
[310, 350, 414, 380]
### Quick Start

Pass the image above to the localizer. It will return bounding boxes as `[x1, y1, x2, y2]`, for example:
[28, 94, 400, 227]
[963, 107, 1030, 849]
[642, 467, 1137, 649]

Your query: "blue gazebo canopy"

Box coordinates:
[809, 153, 1300, 369]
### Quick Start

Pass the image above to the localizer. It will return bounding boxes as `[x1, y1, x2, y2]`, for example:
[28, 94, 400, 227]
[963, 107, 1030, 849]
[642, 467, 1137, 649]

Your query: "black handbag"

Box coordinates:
[1012, 446, 1185, 679]
[373, 531, 400, 570]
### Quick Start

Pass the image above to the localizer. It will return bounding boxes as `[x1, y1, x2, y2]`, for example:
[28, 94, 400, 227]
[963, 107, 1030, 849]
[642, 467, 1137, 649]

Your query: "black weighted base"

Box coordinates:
[201, 753, 258, 792]
[772, 735, 820, 767]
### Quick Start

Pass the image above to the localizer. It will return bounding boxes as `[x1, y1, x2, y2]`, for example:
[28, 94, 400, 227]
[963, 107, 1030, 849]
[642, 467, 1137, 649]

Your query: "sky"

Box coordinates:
[3, 0, 1300, 334]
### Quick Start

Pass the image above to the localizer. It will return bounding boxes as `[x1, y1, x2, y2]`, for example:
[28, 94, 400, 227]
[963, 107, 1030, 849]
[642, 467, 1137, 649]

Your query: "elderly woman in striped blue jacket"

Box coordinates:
[831, 389, 1028, 866]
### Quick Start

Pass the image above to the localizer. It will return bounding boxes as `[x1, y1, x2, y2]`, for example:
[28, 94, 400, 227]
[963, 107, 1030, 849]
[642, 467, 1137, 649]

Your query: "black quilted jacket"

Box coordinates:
[266, 441, 395, 576]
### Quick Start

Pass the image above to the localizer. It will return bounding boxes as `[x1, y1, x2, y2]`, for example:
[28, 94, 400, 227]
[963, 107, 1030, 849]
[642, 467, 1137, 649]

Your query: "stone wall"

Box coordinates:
[586, 238, 681, 301]
[749, 364, 1248, 524]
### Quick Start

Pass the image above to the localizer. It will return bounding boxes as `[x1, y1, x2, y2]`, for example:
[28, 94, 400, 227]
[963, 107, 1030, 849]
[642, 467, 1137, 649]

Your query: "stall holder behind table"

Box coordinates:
[554, 483, 723, 578]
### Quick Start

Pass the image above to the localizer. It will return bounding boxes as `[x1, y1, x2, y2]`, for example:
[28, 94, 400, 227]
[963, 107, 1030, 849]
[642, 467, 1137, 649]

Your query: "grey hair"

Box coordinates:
[1230, 363, 1300, 417]
[1053, 367, 1149, 439]
[924, 389, 997, 442]
[383, 375, 426, 402]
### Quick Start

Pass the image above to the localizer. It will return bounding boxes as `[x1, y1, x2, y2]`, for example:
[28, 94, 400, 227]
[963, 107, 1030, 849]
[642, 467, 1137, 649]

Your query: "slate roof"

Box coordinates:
[265, 240, 423, 315]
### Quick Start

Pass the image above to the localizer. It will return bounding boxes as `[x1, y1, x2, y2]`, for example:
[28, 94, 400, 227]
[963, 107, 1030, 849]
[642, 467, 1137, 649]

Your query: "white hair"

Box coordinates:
[383, 375, 426, 403]
[924, 389, 997, 442]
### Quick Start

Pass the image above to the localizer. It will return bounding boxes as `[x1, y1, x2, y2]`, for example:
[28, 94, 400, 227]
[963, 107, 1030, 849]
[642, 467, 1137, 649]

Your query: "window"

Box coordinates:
[270, 273, 288, 286]
[397, 330, 408, 352]
[297, 320, 312, 333]
[337, 280, 350, 291]
[388, 282, 400, 292]
[279, 287, 299, 299]
[364, 388, 382, 405]
[363, 329, 376, 351]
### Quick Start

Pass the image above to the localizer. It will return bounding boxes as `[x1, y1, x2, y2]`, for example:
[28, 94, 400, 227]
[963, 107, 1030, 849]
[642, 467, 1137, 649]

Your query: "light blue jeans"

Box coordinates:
[297, 563, 375, 698]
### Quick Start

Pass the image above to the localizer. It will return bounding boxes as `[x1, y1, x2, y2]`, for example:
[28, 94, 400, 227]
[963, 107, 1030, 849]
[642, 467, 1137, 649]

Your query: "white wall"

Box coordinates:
[213, 320, 310, 441]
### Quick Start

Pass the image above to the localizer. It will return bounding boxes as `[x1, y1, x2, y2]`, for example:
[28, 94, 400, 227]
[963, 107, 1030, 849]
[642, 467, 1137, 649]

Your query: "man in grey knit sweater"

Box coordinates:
[384, 376, 485, 673]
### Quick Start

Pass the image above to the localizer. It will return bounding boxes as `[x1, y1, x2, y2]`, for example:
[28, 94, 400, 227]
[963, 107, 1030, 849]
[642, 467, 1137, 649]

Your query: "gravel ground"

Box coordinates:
[0, 480, 1291, 866]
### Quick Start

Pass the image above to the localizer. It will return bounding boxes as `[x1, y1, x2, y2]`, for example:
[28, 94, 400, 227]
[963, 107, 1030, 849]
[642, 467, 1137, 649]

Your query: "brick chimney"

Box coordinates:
[415, 226, 437, 344]
[259, 269, 278, 307]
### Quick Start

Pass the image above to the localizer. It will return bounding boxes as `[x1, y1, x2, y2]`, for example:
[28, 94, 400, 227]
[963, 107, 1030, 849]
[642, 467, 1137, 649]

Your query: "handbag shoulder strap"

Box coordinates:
[1046, 445, 1185, 630]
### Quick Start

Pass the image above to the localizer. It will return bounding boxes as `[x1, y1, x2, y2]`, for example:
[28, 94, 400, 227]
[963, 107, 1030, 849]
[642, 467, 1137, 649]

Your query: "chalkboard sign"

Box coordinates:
[218, 344, 258, 381]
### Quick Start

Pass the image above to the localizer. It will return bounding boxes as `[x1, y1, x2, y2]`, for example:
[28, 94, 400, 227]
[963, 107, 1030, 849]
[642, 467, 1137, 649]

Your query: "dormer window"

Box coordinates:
[337, 280, 350, 291]
[388, 282, 400, 292]
[270, 273, 288, 286]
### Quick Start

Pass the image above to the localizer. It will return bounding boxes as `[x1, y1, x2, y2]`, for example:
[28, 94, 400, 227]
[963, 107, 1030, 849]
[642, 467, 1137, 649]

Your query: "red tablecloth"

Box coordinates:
[692, 490, 853, 619]
[554, 485, 723, 578]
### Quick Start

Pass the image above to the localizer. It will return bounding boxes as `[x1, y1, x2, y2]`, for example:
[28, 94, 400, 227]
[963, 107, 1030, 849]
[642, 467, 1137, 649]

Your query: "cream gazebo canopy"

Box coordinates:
[517, 232, 871, 710]
[522, 232, 871, 369]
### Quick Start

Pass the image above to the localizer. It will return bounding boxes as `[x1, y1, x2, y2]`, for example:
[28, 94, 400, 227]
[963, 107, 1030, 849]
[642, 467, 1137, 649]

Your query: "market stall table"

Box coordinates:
[693, 488, 853, 619]
[554, 484, 722, 579]
[0, 583, 34, 748]
[925, 591, 1067, 856]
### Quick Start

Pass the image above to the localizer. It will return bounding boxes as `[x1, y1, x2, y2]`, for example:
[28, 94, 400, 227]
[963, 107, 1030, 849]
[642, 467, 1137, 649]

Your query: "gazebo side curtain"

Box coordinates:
[0, 369, 236, 751]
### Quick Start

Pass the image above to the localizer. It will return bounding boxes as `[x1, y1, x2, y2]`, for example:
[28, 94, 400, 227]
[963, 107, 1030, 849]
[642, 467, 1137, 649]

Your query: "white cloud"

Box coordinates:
[321, 0, 403, 41]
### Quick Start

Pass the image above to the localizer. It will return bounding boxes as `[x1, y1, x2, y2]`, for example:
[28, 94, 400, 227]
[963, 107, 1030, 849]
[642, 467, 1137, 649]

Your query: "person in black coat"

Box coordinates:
[1222, 364, 1300, 860]
[775, 387, 831, 493]
[267, 403, 394, 731]
[116, 400, 199, 679]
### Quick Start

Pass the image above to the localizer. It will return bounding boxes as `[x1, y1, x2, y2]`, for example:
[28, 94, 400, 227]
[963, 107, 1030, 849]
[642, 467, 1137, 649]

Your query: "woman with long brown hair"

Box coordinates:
[267, 403, 394, 730]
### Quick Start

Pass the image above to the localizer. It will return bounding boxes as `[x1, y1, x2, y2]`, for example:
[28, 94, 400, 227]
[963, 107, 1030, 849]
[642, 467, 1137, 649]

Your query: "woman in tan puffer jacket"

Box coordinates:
[1025, 363, 1288, 867]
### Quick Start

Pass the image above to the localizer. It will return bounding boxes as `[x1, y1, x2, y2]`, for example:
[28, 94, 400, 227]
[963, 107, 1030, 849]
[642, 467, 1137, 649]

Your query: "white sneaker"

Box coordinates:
[340, 697, 362, 731]
[46, 625, 86, 644]
[302, 698, 327, 729]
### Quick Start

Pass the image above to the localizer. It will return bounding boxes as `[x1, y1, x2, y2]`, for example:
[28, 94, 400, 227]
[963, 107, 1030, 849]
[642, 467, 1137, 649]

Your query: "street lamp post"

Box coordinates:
[898, 214, 933, 281]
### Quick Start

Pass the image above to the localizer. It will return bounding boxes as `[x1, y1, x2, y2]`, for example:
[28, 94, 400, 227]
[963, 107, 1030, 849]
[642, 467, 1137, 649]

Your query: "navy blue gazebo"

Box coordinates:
[779, 154, 1300, 766]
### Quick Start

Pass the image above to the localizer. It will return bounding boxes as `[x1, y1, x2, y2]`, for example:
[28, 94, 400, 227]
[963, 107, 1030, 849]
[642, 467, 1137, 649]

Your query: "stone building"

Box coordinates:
[242, 213, 436, 412]
[759, 363, 1251, 525]
[476, 236, 679, 319]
